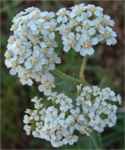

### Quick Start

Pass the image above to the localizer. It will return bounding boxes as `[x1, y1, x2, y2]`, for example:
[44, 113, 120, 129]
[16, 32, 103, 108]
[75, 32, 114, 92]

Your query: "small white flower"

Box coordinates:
[23, 125, 31, 135]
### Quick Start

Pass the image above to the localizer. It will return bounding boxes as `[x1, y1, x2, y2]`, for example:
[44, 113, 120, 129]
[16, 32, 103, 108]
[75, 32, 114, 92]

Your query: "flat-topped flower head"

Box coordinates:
[23, 87, 121, 147]
[23, 94, 79, 147]
[5, 7, 61, 95]
[76, 85, 121, 133]
[56, 3, 117, 56]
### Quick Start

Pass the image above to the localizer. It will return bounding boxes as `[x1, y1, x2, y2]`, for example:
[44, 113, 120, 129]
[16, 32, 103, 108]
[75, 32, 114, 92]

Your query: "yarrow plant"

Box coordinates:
[5, 3, 121, 148]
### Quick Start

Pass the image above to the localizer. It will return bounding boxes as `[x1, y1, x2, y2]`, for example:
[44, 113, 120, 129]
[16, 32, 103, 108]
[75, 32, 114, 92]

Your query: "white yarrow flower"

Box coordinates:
[76, 85, 121, 133]
[5, 7, 61, 95]
[23, 94, 79, 147]
[56, 3, 117, 56]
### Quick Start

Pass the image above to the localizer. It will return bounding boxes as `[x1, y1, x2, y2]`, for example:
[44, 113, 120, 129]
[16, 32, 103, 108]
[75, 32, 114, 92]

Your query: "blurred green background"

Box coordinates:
[1, 0, 125, 149]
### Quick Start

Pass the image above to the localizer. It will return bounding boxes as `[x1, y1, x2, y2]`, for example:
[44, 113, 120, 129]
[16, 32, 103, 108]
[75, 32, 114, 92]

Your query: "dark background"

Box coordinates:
[1, 0, 125, 149]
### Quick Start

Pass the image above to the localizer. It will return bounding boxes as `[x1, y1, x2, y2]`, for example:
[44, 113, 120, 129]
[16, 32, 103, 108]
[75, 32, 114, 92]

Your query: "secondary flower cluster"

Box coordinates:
[23, 85, 121, 147]
[76, 85, 121, 133]
[56, 3, 117, 56]
[5, 7, 60, 95]
[23, 93, 79, 147]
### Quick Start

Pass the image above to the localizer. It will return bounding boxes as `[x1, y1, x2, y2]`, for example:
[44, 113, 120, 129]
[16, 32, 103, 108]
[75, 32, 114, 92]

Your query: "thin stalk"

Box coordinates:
[79, 57, 87, 82]
[89, 135, 101, 149]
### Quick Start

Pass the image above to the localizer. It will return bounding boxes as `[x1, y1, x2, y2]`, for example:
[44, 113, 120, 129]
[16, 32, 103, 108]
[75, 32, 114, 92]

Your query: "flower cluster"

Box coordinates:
[76, 85, 121, 133]
[23, 86, 121, 147]
[5, 7, 60, 95]
[56, 3, 117, 56]
[23, 94, 79, 147]
[5, 4, 117, 94]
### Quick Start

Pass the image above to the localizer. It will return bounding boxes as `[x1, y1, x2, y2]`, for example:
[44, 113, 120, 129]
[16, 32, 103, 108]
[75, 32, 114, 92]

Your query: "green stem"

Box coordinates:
[79, 58, 87, 82]
[89, 135, 100, 149]
[53, 69, 87, 85]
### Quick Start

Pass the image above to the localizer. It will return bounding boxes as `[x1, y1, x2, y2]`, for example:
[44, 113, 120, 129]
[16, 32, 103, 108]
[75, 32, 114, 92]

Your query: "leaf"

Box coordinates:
[61, 132, 103, 150]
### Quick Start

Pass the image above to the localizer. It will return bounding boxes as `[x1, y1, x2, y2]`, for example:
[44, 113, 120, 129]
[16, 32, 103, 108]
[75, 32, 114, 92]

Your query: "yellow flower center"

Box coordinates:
[83, 42, 92, 48]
